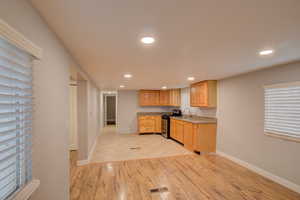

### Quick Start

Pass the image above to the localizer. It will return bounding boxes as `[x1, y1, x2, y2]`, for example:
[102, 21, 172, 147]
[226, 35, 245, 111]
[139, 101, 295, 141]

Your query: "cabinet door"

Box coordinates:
[138, 116, 156, 133]
[170, 119, 177, 139]
[139, 90, 160, 106]
[175, 89, 181, 106]
[155, 116, 162, 133]
[183, 122, 194, 151]
[175, 120, 184, 143]
[193, 124, 216, 153]
[191, 82, 208, 107]
[197, 82, 208, 106]
[159, 90, 170, 106]
[139, 91, 152, 106]
[170, 89, 181, 106]
[190, 86, 197, 106]
[150, 91, 160, 105]
[169, 90, 175, 106]
[190, 81, 217, 107]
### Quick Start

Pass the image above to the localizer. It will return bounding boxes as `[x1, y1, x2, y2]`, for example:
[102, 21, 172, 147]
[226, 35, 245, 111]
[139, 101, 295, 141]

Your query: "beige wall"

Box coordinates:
[0, 0, 80, 199]
[76, 79, 100, 161]
[77, 80, 88, 160]
[69, 82, 78, 150]
[217, 61, 300, 186]
[87, 82, 100, 153]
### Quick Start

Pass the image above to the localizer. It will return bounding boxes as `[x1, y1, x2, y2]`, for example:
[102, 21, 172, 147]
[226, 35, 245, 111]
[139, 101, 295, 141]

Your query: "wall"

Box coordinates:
[0, 0, 80, 199]
[70, 65, 100, 161]
[69, 81, 78, 150]
[77, 80, 88, 161]
[87, 82, 99, 153]
[181, 87, 216, 117]
[217, 61, 300, 186]
[117, 90, 173, 134]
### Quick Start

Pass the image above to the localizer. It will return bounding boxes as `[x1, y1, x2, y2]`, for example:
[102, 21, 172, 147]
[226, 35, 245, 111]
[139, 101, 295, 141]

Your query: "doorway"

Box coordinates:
[105, 95, 116, 125]
[102, 92, 117, 127]
[69, 80, 78, 150]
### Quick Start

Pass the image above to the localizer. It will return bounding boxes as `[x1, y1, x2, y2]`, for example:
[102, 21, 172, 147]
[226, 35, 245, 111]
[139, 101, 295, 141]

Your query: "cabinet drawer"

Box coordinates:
[139, 126, 155, 133]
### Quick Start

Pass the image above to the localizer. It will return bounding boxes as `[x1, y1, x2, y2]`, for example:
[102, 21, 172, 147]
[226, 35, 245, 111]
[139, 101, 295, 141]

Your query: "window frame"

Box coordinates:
[264, 81, 300, 143]
[0, 18, 41, 200]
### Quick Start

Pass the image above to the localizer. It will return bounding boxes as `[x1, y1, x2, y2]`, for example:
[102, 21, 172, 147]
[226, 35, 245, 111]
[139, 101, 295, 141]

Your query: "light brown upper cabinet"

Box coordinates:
[139, 90, 160, 106]
[159, 90, 170, 106]
[169, 89, 181, 106]
[139, 89, 181, 106]
[190, 80, 217, 107]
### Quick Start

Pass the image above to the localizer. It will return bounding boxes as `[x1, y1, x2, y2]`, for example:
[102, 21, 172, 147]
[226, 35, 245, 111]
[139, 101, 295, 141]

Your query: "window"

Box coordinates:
[0, 37, 33, 200]
[264, 82, 300, 141]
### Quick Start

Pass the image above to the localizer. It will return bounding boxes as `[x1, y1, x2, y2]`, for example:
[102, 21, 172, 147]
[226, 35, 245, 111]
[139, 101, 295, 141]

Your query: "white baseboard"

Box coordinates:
[77, 137, 98, 166]
[216, 150, 300, 194]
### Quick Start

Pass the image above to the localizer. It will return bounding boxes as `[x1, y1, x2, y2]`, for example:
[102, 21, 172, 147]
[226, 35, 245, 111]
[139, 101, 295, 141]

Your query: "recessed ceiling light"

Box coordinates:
[162, 86, 167, 90]
[259, 49, 274, 56]
[123, 74, 132, 78]
[120, 85, 125, 88]
[187, 77, 195, 81]
[141, 37, 155, 44]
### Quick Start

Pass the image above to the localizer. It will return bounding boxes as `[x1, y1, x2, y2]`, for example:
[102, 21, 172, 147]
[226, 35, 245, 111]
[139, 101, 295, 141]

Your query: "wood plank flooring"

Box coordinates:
[70, 151, 300, 200]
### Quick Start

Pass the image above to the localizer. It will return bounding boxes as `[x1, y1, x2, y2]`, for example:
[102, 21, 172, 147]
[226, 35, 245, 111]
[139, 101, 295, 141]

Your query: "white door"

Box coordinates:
[69, 84, 78, 150]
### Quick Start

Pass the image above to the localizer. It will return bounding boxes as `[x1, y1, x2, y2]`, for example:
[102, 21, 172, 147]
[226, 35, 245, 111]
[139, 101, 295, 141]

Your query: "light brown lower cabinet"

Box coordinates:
[170, 119, 216, 153]
[183, 122, 194, 151]
[170, 119, 184, 143]
[138, 115, 161, 134]
[193, 124, 216, 153]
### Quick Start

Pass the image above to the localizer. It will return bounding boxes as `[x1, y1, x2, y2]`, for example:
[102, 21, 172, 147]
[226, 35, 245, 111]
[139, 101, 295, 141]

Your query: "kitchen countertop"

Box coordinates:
[137, 112, 171, 116]
[170, 115, 217, 124]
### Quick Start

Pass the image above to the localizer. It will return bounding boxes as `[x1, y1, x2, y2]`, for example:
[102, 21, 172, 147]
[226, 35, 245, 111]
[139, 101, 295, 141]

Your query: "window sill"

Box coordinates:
[265, 132, 300, 143]
[9, 179, 40, 200]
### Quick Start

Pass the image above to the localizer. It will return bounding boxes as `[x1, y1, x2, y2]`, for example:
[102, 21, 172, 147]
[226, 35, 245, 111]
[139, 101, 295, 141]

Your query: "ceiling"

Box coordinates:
[30, 0, 300, 90]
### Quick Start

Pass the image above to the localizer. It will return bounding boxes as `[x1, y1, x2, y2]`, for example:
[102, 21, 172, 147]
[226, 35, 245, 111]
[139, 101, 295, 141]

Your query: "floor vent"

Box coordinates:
[129, 147, 141, 150]
[150, 187, 168, 193]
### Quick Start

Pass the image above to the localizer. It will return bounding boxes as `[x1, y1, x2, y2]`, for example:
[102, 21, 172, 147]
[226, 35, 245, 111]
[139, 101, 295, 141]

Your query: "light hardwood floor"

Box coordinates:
[70, 151, 300, 200]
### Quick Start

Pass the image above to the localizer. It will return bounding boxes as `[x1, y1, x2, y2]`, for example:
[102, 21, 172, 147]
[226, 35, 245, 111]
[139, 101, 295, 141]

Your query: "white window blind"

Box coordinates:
[0, 37, 33, 200]
[264, 82, 300, 139]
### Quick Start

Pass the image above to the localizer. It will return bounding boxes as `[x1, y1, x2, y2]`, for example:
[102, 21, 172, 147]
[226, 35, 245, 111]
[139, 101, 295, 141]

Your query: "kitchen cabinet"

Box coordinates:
[138, 115, 161, 134]
[159, 90, 170, 106]
[139, 90, 160, 106]
[169, 89, 181, 106]
[183, 122, 194, 151]
[193, 124, 216, 153]
[139, 89, 181, 106]
[170, 119, 184, 143]
[170, 118, 216, 153]
[190, 80, 217, 107]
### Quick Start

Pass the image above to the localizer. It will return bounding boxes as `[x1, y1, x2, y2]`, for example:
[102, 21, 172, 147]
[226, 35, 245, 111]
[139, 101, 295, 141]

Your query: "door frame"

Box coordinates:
[100, 91, 118, 128]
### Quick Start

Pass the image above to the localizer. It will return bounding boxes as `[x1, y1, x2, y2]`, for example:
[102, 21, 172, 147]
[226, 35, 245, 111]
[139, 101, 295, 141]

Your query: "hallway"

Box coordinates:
[90, 126, 192, 163]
